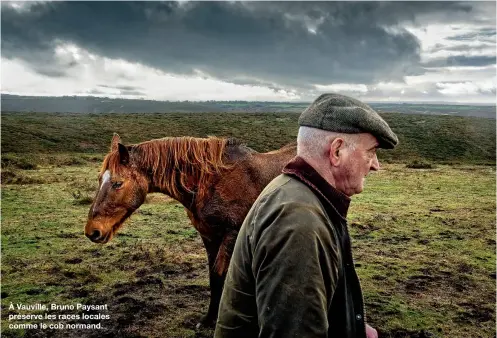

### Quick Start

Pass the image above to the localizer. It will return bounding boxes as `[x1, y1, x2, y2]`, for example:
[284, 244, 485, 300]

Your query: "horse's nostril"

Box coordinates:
[88, 230, 101, 241]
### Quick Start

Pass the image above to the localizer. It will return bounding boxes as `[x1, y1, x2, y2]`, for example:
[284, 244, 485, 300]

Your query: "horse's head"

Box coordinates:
[85, 134, 148, 243]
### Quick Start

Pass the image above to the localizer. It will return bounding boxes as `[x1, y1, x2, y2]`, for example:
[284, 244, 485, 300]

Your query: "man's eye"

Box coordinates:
[112, 182, 123, 189]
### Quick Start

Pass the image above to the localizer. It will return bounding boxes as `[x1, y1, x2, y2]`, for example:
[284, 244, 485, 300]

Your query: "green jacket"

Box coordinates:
[215, 157, 367, 338]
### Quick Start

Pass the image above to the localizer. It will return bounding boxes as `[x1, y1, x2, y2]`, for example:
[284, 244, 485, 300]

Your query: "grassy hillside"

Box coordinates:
[1, 112, 495, 165]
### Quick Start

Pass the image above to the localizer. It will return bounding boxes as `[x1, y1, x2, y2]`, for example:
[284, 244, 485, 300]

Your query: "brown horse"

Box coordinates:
[85, 134, 296, 327]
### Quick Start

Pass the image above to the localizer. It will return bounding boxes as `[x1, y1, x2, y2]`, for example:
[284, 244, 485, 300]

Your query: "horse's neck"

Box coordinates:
[136, 142, 202, 208]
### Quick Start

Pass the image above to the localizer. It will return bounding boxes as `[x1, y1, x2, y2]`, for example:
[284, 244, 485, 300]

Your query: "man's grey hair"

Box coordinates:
[297, 126, 357, 161]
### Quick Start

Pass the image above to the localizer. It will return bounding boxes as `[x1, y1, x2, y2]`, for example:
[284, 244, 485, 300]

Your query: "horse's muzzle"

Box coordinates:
[85, 229, 109, 243]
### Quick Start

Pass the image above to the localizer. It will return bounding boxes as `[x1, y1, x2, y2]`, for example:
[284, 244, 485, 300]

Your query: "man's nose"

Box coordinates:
[370, 154, 380, 171]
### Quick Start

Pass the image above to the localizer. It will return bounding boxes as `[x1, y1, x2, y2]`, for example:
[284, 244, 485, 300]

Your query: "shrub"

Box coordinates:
[67, 178, 97, 192]
[406, 160, 435, 169]
[1, 170, 44, 184]
[1, 170, 17, 184]
[58, 156, 87, 167]
[1, 155, 38, 170]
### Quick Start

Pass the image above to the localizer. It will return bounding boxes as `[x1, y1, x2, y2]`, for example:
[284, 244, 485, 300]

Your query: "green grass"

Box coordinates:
[349, 165, 495, 337]
[1, 159, 494, 337]
[1, 112, 495, 337]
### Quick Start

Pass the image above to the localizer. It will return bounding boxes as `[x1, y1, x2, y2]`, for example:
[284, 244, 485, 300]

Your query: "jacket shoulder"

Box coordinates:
[260, 174, 322, 206]
[247, 174, 336, 240]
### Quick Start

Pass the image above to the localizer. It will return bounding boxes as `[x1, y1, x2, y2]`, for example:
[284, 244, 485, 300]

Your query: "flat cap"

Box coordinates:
[299, 93, 398, 149]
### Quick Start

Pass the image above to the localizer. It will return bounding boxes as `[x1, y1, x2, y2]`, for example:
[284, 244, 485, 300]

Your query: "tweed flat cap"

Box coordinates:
[299, 93, 398, 149]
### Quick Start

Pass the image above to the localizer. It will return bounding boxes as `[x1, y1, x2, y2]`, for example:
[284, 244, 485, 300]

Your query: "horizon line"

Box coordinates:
[1, 93, 495, 106]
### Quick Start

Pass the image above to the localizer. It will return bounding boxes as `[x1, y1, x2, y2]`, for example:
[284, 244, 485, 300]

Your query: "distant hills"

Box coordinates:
[1, 94, 495, 118]
[2, 111, 495, 164]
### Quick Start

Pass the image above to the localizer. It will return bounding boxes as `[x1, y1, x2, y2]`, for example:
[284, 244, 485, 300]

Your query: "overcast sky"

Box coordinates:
[1, 1, 496, 103]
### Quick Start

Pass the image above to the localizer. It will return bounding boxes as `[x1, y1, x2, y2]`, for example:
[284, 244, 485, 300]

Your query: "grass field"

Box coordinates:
[1, 112, 496, 337]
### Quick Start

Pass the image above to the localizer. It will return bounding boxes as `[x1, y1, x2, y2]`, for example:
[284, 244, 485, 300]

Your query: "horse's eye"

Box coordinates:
[112, 181, 123, 190]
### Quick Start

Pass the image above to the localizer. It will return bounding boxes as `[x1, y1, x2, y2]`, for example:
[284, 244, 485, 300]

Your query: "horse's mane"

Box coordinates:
[101, 136, 238, 202]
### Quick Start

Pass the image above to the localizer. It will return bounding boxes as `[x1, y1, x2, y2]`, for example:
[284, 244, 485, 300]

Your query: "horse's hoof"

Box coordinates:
[196, 314, 216, 329]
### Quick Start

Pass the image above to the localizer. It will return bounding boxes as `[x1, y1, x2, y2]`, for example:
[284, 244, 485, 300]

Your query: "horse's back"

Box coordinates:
[201, 142, 296, 229]
[250, 142, 297, 185]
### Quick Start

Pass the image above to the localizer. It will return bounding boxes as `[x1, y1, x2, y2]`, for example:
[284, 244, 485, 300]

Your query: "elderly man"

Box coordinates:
[214, 93, 398, 338]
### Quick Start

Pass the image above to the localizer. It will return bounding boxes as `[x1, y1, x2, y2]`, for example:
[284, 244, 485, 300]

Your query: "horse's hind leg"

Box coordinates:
[197, 230, 238, 329]
[197, 236, 224, 328]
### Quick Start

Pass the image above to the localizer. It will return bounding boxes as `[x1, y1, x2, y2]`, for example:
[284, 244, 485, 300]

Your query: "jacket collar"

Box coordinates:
[282, 156, 350, 220]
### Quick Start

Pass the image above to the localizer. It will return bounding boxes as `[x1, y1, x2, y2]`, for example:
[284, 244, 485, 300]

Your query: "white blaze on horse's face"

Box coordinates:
[100, 170, 111, 191]
[94, 170, 111, 215]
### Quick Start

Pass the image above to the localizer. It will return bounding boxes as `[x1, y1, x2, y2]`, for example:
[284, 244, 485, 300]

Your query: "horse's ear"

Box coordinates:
[118, 143, 129, 165]
[111, 133, 121, 152]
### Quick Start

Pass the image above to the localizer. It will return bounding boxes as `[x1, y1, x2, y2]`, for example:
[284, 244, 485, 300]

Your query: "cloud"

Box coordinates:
[1, 1, 495, 102]
[0, 2, 473, 85]
[1, 53, 302, 101]
[436, 81, 496, 96]
[315, 83, 368, 94]
[423, 55, 497, 68]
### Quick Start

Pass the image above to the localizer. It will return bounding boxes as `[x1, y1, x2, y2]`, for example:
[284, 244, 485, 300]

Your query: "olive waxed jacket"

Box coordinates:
[215, 157, 366, 338]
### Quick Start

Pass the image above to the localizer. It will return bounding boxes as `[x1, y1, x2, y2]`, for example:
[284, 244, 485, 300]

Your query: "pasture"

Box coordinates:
[1, 112, 496, 337]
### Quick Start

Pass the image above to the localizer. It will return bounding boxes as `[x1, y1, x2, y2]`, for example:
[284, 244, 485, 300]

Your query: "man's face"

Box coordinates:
[334, 133, 380, 196]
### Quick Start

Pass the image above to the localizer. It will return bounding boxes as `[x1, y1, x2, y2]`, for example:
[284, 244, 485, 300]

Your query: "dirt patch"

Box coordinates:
[172, 284, 209, 295]
[405, 267, 476, 294]
[112, 275, 169, 298]
[57, 232, 79, 239]
[135, 276, 164, 288]
[379, 328, 436, 338]
[351, 222, 380, 231]
[25, 288, 45, 295]
[379, 235, 411, 244]
[371, 274, 388, 281]
[438, 230, 463, 240]
[405, 274, 439, 293]
[455, 302, 494, 323]
[65, 258, 83, 264]
[69, 288, 90, 298]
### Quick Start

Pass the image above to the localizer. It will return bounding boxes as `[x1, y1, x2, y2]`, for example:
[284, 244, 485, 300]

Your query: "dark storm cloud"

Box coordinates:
[1, 1, 494, 90]
[429, 43, 494, 53]
[446, 28, 496, 41]
[422, 55, 497, 68]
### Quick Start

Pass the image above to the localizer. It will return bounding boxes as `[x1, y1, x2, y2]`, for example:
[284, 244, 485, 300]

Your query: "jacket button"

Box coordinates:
[356, 314, 362, 320]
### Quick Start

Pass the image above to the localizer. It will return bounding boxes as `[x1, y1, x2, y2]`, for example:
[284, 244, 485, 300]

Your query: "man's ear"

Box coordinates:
[118, 143, 129, 165]
[329, 138, 345, 166]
